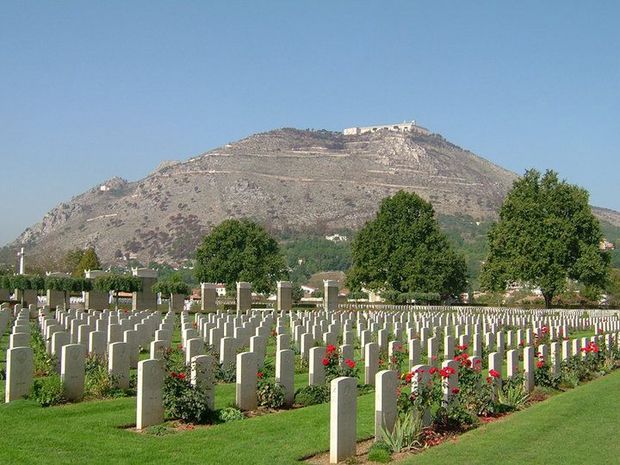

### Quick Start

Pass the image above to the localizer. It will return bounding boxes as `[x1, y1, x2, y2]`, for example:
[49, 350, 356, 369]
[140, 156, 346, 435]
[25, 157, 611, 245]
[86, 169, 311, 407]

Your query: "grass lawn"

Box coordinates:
[398, 368, 620, 465]
[0, 315, 609, 465]
[0, 369, 618, 464]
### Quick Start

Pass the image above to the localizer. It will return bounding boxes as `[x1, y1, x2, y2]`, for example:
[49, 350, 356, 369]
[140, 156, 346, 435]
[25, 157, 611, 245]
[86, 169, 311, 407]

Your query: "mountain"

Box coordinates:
[5, 126, 620, 267]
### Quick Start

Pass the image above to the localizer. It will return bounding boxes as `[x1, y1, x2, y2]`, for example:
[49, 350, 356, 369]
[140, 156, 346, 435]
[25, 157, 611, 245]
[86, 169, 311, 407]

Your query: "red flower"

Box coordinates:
[404, 372, 413, 383]
[345, 358, 356, 369]
[170, 372, 177, 378]
[489, 369, 500, 379]
[177, 373, 186, 380]
[429, 367, 437, 375]
[536, 360, 544, 369]
[451, 387, 460, 395]
[322, 358, 329, 366]
[326, 344, 336, 354]
[257, 371, 264, 379]
[456, 344, 468, 351]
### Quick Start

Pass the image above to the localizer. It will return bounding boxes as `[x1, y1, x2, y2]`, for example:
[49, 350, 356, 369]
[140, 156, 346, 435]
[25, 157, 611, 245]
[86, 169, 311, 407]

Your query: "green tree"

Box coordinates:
[606, 268, 620, 307]
[4, 274, 44, 305]
[93, 274, 142, 309]
[481, 169, 610, 308]
[153, 276, 191, 312]
[346, 191, 467, 299]
[73, 247, 101, 277]
[291, 283, 305, 302]
[44, 276, 92, 309]
[63, 248, 85, 273]
[195, 219, 288, 295]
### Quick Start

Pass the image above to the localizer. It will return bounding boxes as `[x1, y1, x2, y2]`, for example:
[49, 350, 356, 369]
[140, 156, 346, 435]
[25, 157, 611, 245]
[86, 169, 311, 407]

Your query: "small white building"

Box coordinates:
[343, 120, 430, 136]
[325, 234, 348, 242]
[215, 284, 227, 297]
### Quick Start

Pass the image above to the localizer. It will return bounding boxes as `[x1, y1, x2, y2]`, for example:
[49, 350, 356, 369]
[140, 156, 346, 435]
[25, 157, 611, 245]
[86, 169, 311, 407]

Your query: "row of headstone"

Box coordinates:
[199, 279, 340, 313]
[329, 328, 620, 464]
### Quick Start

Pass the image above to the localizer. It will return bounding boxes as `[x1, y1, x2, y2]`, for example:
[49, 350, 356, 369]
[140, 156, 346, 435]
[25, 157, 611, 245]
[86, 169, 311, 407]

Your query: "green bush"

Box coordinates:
[218, 407, 244, 423]
[294, 385, 329, 406]
[84, 355, 128, 399]
[162, 371, 214, 424]
[216, 364, 236, 383]
[498, 379, 530, 411]
[381, 411, 424, 453]
[368, 441, 392, 463]
[31, 374, 66, 407]
[31, 325, 56, 377]
[257, 380, 285, 409]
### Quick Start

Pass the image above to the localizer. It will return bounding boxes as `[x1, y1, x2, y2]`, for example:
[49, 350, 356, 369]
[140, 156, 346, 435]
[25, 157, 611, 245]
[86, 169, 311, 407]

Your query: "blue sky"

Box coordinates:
[1, 1, 619, 246]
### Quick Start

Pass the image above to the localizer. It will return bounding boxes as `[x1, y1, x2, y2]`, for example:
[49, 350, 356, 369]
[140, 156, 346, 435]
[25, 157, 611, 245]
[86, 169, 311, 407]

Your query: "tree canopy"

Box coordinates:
[73, 247, 101, 277]
[93, 275, 142, 293]
[152, 278, 191, 296]
[346, 191, 468, 299]
[45, 276, 92, 292]
[194, 219, 288, 294]
[2, 274, 45, 292]
[480, 169, 610, 308]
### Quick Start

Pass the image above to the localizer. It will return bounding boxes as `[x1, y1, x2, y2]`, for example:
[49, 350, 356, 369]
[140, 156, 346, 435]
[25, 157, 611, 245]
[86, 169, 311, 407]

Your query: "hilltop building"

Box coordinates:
[343, 120, 430, 136]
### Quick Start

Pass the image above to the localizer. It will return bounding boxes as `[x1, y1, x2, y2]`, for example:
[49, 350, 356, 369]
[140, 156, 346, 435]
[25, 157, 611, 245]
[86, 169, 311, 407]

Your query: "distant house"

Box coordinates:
[215, 284, 227, 297]
[301, 285, 317, 296]
[600, 239, 615, 251]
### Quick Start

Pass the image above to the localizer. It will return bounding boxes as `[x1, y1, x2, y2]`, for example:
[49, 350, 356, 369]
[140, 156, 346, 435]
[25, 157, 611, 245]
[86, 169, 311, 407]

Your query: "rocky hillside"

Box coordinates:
[6, 127, 619, 266]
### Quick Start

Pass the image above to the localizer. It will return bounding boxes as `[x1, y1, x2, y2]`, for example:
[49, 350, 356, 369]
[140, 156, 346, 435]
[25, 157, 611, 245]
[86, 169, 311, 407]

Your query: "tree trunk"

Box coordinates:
[542, 291, 553, 309]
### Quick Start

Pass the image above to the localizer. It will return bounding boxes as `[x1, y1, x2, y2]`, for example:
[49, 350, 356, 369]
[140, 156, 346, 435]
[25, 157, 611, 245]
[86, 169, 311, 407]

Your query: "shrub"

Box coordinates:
[260, 358, 276, 379]
[498, 380, 530, 411]
[388, 342, 406, 372]
[367, 441, 392, 463]
[357, 384, 375, 395]
[84, 355, 127, 399]
[452, 352, 495, 416]
[534, 361, 561, 389]
[218, 407, 244, 423]
[257, 378, 285, 409]
[294, 385, 330, 406]
[31, 325, 56, 377]
[381, 411, 424, 453]
[321, 344, 359, 382]
[162, 371, 214, 424]
[216, 364, 236, 383]
[31, 374, 66, 407]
